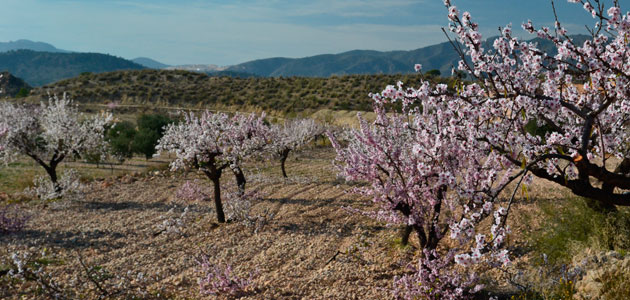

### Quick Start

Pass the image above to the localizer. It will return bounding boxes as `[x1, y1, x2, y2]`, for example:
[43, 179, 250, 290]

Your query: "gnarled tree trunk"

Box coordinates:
[280, 148, 291, 178]
[201, 158, 227, 223]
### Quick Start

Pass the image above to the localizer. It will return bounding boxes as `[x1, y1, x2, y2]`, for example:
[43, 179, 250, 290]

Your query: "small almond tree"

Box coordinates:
[156, 111, 268, 223]
[269, 119, 324, 178]
[0, 95, 112, 196]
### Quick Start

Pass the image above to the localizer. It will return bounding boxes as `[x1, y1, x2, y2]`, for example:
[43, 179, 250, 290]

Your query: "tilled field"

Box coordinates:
[0, 148, 585, 299]
[1, 149, 417, 299]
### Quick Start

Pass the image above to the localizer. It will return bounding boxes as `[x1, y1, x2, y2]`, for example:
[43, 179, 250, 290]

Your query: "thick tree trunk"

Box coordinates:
[210, 176, 225, 223]
[400, 225, 413, 246]
[201, 159, 226, 223]
[28, 153, 65, 195]
[394, 187, 445, 250]
[43, 165, 61, 193]
[415, 225, 428, 249]
[598, 158, 630, 212]
[425, 186, 446, 250]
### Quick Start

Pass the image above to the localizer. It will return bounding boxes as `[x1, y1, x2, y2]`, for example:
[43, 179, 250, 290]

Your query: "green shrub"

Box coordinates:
[426, 69, 441, 77]
[132, 113, 174, 159]
[106, 121, 137, 162]
[15, 88, 29, 98]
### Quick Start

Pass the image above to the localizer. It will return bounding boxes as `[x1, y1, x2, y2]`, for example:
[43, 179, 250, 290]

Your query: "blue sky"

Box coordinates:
[0, 0, 605, 66]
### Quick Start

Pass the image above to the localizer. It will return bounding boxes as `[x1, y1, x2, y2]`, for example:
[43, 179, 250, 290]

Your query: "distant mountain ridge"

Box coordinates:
[0, 50, 145, 86]
[0, 39, 70, 53]
[227, 34, 591, 77]
[132, 57, 170, 69]
[0, 35, 591, 86]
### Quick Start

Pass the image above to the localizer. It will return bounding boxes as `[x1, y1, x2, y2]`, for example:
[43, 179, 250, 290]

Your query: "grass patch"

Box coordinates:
[526, 197, 630, 265]
[0, 155, 173, 196]
[146, 162, 171, 174]
[0, 162, 41, 195]
[511, 279, 576, 300]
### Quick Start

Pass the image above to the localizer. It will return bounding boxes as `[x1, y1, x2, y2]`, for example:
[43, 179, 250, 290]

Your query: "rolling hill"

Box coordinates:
[0, 50, 145, 86]
[28, 69, 452, 113]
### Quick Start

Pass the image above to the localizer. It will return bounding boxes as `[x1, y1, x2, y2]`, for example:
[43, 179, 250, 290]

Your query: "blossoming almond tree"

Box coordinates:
[269, 118, 324, 178]
[444, 0, 630, 210]
[0, 95, 112, 197]
[225, 113, 270, 195]
[329, 95, 512, 297]
[156, 111, 268, 223]
[331, 0, 630, 297]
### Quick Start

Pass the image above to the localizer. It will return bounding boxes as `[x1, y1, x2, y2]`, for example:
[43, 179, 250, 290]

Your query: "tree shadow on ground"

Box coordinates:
[263, 195, 355, 208]
[275, 219, 357, 237]
[78, 200, 213, 214]
[1, 229, 127, 250]
[81, 200, 173, 212]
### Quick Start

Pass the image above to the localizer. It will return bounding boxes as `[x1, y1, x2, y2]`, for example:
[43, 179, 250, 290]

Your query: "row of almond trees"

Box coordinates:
[0, 97, 324, 204]
[3, 0, 630, 297]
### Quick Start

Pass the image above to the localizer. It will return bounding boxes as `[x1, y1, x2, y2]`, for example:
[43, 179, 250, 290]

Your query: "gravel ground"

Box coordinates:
[0, 147, 596, 299]
[1, 149, 413, 299]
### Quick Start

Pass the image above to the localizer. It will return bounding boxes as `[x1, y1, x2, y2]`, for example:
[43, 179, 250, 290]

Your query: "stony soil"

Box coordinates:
[1, 149, 418, 299]
[0, 147, 613, 299]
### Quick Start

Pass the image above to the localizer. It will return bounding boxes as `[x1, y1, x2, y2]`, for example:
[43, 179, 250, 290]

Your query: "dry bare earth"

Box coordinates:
[1, 148, 416, 299]
[1, 145, 593, 299]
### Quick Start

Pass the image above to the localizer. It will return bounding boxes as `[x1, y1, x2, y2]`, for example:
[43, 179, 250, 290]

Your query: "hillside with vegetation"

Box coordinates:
[29, 69, 453, 113]
[0, 50, 145, 86]
[0, 72, 31, 98]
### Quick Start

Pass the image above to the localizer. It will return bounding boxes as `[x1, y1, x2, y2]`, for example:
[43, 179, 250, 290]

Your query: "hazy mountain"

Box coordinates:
[227, 35, 591, 77]
[132, 57, 170, 69]
[0, 50, 145, 86]
[0, 39, 70, 53]
[0, 34, 591, 87]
